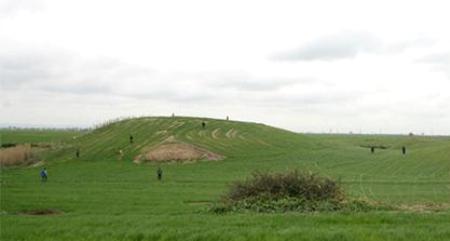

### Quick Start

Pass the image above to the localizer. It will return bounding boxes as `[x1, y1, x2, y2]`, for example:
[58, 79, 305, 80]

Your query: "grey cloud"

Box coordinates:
[0, 0, 44, 17]
[0, 49, 217, 104]
[384, 38, 435, 53]
[265, 91, 363, 107]
[196, 71, 313, 91]
[271, 32, 382, 61]
[0, 51, 71, 89]
[0, 51, 112, 95]
[417, 53, 450, 64]
[129, 90, 215, 103]
[271, 32, 434, 62]
[417, 53, 450, 78]
[41, 82, 113, 95]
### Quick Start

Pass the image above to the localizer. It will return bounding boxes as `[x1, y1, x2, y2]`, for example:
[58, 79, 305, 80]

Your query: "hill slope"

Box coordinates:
[56, 116, 311, 162]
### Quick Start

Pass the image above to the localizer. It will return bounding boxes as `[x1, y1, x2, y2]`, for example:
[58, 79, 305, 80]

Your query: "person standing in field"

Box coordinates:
[202, 121, 206, 129]
[118, 149, 124, 160]
[402, 146, 406, 155]
[371, 146, 375, 153]
[129, 135, 134, 144]
[76, 148, 80, 158]
[40, 168, 48, 182]
[157, 167, 163, 181]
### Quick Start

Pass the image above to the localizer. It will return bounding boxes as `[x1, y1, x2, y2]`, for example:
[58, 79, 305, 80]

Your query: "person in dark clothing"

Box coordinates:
[40, 168, 48, 182]
[402, 146, 406, 155]
[202, 122, 206, 129]
[371, 146, 375, 153]
[76, 148, 80, 158]
[129, 135, 134, 144]
[157, 167, 163, 181]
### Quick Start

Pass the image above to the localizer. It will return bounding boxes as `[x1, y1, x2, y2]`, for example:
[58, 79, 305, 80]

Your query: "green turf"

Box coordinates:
[0, 129, 83, 145]
[1, 117, 449, 241]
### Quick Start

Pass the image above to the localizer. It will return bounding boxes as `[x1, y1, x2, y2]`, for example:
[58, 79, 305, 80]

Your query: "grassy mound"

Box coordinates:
[212, 170, 377, 213]
[49, 116, 310, 162]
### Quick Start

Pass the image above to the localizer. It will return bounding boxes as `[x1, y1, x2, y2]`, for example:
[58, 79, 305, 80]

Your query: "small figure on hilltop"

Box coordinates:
[226, 116, 229, 121]
[157, 167, 163, 181]
[76, 148, 80, 158]
[202, 121, 206, 129]
[172, 113, 175, 118]
[129, 135, 134, 144]
[370, 146, 375, 154]
[40, 168, 48, 182]
[402, 146, 406, 155]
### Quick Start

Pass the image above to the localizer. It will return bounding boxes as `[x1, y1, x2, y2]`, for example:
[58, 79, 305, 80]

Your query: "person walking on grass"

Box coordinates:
[157, 167, 163, 181]
[40, 168, 48, 182]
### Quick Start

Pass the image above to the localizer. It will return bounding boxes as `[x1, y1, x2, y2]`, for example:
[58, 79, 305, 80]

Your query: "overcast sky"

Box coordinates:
[1, 0, 449, 134]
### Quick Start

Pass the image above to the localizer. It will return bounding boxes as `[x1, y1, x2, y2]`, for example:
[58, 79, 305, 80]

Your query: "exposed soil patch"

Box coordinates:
[19, 209, 63, 216]
[134, 138, 223, 163]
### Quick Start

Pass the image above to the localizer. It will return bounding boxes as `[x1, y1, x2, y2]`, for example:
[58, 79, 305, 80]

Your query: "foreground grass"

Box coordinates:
[1, 118, 450, 241]
[2, 159, 449, 241]
[3, 211, 450, 241]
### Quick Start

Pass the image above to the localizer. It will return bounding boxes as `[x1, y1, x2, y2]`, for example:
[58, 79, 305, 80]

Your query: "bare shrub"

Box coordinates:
[227, 170, 345, 202]
[0, 145, 39, 166]
[211, 170, 379, 213]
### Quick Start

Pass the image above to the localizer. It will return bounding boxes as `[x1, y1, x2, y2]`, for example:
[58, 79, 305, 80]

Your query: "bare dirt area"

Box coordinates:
[134, 137, 223, 163]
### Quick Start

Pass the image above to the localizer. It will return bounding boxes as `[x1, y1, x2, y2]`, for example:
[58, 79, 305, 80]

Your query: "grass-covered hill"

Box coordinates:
[49, 116, 449, 186]
[51, 116, 312, 162]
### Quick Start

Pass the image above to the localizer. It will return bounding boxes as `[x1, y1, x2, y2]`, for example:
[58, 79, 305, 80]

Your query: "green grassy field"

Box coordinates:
[0, 128, 83, 146]
[1, 117, 450, 241]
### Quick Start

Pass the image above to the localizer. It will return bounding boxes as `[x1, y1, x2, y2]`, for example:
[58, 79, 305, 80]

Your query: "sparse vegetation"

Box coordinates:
[0, 145, 39, 166]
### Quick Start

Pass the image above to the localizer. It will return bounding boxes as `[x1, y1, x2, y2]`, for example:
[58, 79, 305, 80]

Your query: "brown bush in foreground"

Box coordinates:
[0, 145, 39, 166]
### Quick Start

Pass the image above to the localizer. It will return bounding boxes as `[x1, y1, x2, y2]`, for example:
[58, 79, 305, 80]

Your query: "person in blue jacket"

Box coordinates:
[40, 168, 48, 182]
